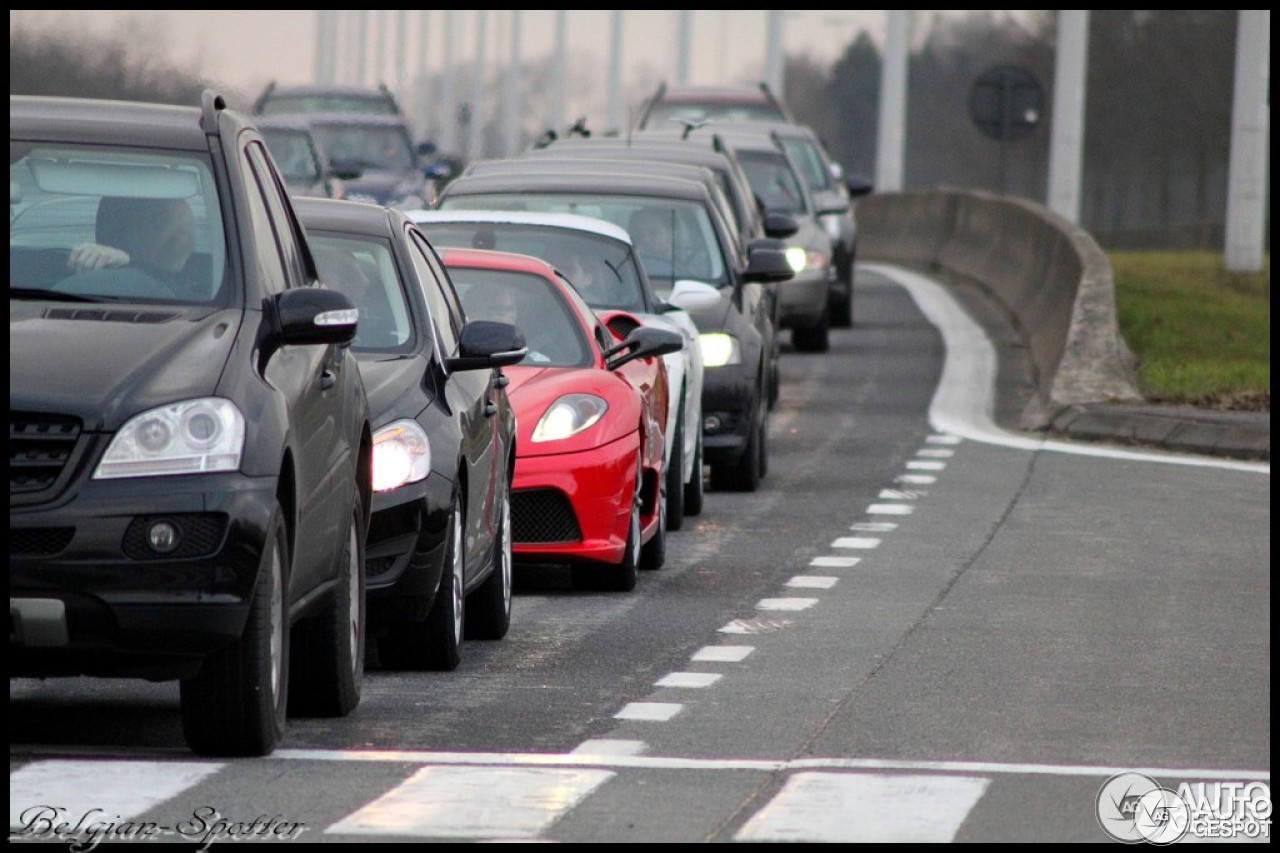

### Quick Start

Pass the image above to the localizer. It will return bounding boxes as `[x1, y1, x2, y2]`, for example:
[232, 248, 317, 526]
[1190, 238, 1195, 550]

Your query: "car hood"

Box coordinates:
[9, 303, 242, 431]
[355, 353, 429, 427]
[502, 364, 641, 458]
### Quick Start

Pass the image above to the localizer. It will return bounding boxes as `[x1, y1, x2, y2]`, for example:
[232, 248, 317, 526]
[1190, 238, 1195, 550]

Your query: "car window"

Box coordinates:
[448, 267, 592, 368]
[780, 137, 833, 193]
[646, 102, 787, 125]
[260, 128, 322, 183]
[246, 142, 311, 288]
[311, 123, 415, 173]
[9, 142, 229, 305]
[439, 193, 727, 289]
[309, 233, 415, 352]
[406, 229, 461, 355]
[420, 223, 647, 313]
[736, 150, 809, 215]
[258, 94, 398, 117]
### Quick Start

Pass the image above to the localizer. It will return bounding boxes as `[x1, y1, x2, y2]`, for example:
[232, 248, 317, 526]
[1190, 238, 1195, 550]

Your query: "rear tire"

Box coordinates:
[181, 501, 289, 757]
[289, 485, 365, 717]
[465, 485, 513, 640]
[640, 480, 666, 571]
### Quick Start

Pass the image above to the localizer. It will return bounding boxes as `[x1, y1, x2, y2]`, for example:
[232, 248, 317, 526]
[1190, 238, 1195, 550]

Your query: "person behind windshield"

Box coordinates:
[628, 207, 678, 279]
[68, 197, 197, 289]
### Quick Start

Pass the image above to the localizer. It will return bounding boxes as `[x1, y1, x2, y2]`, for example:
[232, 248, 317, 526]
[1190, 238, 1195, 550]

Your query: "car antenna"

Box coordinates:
[671, 117, 708, 141]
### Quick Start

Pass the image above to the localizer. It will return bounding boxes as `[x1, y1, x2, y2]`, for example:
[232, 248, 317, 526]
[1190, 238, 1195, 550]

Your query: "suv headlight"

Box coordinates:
[700, 332, 741, 367]
[785, 246, 830, 274]
[373, 419, 432, 491]
[95, 398, 245, 479]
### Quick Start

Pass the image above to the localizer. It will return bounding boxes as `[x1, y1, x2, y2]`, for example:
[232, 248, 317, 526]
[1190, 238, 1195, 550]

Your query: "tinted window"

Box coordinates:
[311, 123, 415, 172]
[309, 233, 416, 352]
[736, 150, 809, 215]
[448, 268, 591, 368]
[406, 229, 460, 355]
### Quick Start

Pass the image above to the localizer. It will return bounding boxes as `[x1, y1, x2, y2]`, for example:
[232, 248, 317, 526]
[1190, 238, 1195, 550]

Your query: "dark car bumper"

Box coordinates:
[10, 472, 279, 680]
[776, 270, 832, 328]
[700, 362, 761, 467]
[364, 473, 454, 626]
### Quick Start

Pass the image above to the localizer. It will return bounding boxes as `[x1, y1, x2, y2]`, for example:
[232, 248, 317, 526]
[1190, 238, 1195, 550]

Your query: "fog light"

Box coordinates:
[704, 414, 722, 432]
[148, 520, 180, 553]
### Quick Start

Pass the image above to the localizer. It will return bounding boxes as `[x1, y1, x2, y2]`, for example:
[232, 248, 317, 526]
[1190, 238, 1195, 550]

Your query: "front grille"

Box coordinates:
[122, 514, 228, 560]
[512, 488, 581, 544]
[10, 413, 82, 497]
[10, 527, 75, 557]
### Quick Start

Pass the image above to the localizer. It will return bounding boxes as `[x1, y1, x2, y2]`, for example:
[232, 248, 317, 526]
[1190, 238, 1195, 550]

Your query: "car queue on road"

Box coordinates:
[9, 82, 873, 759]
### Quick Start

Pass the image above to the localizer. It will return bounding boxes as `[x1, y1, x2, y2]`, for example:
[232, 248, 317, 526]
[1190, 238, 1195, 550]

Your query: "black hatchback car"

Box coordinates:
[10, 92, 372, 757]
[294, 197, 525, 672]
[436, 169, 793, 492]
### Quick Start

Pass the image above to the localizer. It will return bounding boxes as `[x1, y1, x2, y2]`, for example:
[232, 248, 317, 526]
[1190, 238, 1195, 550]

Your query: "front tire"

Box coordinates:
[573, 468, 641, 592]
[640, 479, 666, 571]
[181, 501, 289, 757]
[683, 426, 704, 518]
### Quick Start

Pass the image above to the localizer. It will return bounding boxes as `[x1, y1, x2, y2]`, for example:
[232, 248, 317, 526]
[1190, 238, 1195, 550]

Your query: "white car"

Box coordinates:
[411, 209, 709, 532]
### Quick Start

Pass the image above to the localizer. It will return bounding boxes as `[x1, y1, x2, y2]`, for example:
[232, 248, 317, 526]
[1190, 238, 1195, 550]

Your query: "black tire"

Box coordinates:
[288, 485, 366, 717]
[465, 484, 513, 641]
[423, 494, 465, 670]
[757, 411, 770, 480]
[640, 479, 666, 571]
[664, 402, 686, 532]
[792, 310, 830, 353]
[683, 426, 705, 518]
[768, 354, 780, 410]
[831, 261, 855, 329]
[181, 501, 289, 757]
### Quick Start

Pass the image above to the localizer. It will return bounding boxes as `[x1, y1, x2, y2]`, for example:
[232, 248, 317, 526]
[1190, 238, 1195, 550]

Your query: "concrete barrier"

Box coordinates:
[858, 189, 1141, 426]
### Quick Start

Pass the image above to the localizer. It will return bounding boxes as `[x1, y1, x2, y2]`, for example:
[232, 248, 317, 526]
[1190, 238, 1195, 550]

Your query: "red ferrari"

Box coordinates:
[437, 247, 684, 592]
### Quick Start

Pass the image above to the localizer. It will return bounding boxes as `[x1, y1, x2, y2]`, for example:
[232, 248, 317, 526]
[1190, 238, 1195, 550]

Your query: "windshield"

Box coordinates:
[259, 94, 397, 117]
[647, 101, 787, 125]
[440, 193, 727, 290]
[310, 123, 415, 173]
[260, 128, 322, 183]
[9, 143, 229, 306]
[448, 267, 592, 368]
[737, 150, 809, 215]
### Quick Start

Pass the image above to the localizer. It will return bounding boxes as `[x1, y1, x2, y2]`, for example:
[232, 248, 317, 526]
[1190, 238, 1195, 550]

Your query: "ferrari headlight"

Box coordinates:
[373, 419, 432, 491]
[532, 394, 608, 442]
[699, 332, 741, 367]
[94, 398, 245, 479]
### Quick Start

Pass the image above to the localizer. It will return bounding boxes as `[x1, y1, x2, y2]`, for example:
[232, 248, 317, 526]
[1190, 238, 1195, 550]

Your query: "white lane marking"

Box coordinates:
[867, 262, 1270, 475]
[867, 504, 914, 515]
[757, 598, 818, 611]
[735, 772, 990, 842]
[692, 646, 754, 662]
[878, 489, 923, 500]
[832, 537, 880, 550]
[615, 703, 683, 721]
[787, 576, 838, 589]
[270, 749, 1271, 780]
[810, 556, 862, 568]
[906, 460, 947, 470]
[917, 448, 956, 458]
[850, 521, 898, 532]
[9, 759, 222, 830]
[324, 765, 612, 838]
[927, 434, 963, 444]
[572, 740, 647, 756]
[719, 618, 791, 634]
[896, 474, 937, 485]
[656, 672, 722, 688]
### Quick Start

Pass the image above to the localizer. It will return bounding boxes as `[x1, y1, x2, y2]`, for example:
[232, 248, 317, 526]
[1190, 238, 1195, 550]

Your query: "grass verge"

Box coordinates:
[1109, 251, 1269, 410]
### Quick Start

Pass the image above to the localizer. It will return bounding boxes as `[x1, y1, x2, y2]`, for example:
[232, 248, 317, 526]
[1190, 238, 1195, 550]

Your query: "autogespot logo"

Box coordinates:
[1096, 772, 1190, 844]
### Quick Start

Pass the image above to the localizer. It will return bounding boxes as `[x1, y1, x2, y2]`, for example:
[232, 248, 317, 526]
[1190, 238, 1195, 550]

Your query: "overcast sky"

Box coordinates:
[12, 10, 890, 101]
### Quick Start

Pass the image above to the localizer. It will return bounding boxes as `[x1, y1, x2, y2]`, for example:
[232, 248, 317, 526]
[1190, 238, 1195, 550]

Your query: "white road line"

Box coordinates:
[867, 503, 914, 515]
[571, 740, 647, 756]
[9, 759, 222, 830]
[735, 772, 991, 842]
[757, 598, 818, 611]
[787, 576, 838, 589]
[850, 521, 898, 532]
[691, 646, 754, 662]
[615, 703, 682, 721]
[832, 537, 880, 550]
[656, 672, 722, 688]
[917, 448, 956, 458]
[896, 474, 937, 485]
[809, 556, 861, 567]
[878, 489, 922, 500]
[906, 460, 947, 470]
[927, 434, 963, 444]
[867, 262, 1270, 475]
[323, 765, 612, 838]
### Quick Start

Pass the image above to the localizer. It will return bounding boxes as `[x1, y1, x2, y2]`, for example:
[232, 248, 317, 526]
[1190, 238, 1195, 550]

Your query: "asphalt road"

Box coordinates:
[10, 264, 1270, 844]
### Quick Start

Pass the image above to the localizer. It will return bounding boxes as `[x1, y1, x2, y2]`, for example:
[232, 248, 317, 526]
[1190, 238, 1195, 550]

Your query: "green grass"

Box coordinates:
[1108, 251, 1270, 409]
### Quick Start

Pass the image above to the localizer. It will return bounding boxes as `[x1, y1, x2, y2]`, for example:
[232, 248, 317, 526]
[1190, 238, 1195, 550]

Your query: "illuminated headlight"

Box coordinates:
[94, 398, 245, 479]
[532, 394, 607, 442]
[785, 246, 830, 273]
[699, 332, 741, 367]
[373, 419, 431, 492]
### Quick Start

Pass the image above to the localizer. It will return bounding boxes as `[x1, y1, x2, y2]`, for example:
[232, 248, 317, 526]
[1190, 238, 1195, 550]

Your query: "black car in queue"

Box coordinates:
[10, 91, 372, 757]
[436, 169, 793, 493]
[293, 197, 526, 672]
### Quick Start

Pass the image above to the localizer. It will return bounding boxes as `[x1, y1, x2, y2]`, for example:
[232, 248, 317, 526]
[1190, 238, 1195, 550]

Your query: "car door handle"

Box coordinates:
[319, 370, 336, 391]
[484, 399, 498, 418]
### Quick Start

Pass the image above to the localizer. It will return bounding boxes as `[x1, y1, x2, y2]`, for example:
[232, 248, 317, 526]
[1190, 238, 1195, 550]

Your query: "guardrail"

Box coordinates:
[858, 189, 1142, 426]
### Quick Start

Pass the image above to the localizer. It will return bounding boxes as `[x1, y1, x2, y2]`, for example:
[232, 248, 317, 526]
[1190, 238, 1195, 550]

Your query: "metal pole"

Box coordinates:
[676, 11, 693, 86]
[1047, 10, 1088, 223]
[1225, 9, 1270, 273]
[764, 10, 784, 93]
[469, 10, 487, 161]
[875, 10, 909, 192]
[418, 11, 432, 142]
[441, 10, 457, 153]
[606, 11, 624, 135]
[504, 10, 523, 156]
[551, 10, 567, 135]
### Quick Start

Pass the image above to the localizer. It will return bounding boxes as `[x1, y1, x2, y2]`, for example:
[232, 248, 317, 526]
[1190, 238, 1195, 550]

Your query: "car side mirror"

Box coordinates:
[666, 279, 722, 311]
[762, 210, 799, 239]
[846, 174, 875, 198]
[446, 320, 528, 371]
[274, 287, 358, 347]
[605, 325, 685, 370]
[744, 239, 794, 284]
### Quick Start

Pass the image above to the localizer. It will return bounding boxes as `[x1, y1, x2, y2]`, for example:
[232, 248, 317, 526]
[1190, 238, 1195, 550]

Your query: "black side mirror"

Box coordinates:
[446, 320, 528, 371]
[762, 211, 799, 239]
[274, 287, 358, 347]
[846, 174, 875, 198]
[604, 325, 684, 370]
[744, 239, 795, 284]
